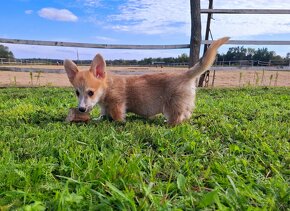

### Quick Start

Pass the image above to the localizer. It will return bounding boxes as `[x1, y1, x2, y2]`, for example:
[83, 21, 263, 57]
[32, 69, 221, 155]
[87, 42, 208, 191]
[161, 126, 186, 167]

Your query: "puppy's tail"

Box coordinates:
[186, 37, 230, 78]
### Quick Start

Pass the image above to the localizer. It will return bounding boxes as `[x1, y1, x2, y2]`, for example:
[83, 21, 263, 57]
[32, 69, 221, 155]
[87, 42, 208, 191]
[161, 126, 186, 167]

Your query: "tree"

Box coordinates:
[246, 48, 256, 60]
[0, 45, 14, 59]
[252, 48, 274, 62]
[178, 53, 189, 63]
[224, 46, 247, 61]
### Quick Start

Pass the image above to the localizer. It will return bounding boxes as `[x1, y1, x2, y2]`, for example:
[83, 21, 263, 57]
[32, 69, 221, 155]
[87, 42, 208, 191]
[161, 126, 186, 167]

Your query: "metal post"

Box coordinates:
[198, 0, 213, 87]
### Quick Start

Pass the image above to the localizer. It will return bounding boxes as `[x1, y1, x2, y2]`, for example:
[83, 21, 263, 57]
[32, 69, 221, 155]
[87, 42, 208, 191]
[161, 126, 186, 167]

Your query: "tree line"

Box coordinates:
[216, 46, 290, 66]
[1, 44, 289, 66]
[106, 47, 290, 66]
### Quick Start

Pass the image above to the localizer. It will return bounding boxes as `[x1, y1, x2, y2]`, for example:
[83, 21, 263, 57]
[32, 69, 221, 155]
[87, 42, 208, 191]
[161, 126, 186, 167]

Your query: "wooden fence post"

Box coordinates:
[189, 0, 201, 68]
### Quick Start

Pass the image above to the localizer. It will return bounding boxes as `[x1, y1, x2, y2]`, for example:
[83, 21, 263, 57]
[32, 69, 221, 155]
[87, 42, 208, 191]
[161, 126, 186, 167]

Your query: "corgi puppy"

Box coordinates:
[64, 37, 229, 125]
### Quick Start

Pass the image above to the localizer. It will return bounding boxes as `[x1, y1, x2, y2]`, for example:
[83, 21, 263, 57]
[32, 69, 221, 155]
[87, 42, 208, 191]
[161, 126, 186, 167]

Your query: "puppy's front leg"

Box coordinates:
[94, 105, 109, 121]
[94, 115, 106, 121]
[108, 103, 126, 122]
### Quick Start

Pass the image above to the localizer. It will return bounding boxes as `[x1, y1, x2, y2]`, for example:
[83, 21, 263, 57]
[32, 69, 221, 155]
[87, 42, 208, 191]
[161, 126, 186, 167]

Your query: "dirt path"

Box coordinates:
[1, 65, 290, 87]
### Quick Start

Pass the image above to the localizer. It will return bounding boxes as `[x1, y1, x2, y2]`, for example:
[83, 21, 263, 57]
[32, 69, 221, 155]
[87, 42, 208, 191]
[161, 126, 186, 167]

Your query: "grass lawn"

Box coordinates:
[0, 87, 289, 210]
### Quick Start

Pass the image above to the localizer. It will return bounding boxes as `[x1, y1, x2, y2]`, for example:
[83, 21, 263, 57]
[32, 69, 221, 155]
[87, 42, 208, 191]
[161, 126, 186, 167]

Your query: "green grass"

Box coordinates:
[0, 87, 289, 210]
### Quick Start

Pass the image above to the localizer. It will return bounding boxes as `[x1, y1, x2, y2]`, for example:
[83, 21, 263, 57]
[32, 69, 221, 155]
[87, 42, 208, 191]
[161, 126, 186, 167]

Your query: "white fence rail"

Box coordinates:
[1, 38, 290, 50]
[1, 58, 289, 67]
[200, 9, 290, 14]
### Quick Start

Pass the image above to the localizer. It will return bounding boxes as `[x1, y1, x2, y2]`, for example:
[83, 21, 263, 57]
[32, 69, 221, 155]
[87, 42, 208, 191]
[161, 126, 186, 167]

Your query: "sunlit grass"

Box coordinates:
[0, 87, 289, 210]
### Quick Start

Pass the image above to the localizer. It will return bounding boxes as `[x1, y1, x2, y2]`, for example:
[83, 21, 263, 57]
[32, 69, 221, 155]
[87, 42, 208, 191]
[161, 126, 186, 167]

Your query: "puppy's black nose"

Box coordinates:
[78, 107, 86, 112]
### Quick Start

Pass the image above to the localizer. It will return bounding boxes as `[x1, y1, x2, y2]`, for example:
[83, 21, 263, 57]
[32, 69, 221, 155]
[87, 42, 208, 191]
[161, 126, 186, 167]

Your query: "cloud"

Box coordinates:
[38, 8, 78, 22]
[208, 0, 290, 38]
[84, 15, 104, 25]
[25, 10, 33, 15]
[94, 36, 117, 42]
[108, 0, 290, 38]
[109, 0, 190, 35]
[82, 0, 101, 7]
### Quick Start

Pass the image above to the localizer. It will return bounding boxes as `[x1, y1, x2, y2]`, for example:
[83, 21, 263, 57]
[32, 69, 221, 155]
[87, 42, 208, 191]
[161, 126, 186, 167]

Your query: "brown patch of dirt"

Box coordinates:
[210, 70, 290, 87]
[0, 65, 290, 87]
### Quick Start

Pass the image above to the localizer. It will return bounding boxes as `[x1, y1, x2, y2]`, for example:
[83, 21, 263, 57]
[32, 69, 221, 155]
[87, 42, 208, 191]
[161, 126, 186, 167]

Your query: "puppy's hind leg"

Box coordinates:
[163, 107, 188, 126]
[163, 100, 193, 126]
[165, 112, 188, 126]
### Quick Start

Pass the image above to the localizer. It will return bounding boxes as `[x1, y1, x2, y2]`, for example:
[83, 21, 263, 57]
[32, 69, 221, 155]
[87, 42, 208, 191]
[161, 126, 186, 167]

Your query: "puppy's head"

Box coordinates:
[64, 54, 107, 113]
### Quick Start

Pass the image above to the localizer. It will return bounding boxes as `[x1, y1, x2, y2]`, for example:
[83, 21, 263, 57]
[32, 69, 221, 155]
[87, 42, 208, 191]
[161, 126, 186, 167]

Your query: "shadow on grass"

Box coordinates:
[26, 110, 206, 128]
[85, 113, 168, 127]
[126, 114, 167, 126]
[27, 110, 67, 125]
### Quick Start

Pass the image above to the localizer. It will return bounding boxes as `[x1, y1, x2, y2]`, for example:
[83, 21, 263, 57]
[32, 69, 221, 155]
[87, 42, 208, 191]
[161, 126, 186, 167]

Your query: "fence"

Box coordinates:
[0, 3, 290, 87]
[1, 38, 290, 50]
[1, 57, 290, 68]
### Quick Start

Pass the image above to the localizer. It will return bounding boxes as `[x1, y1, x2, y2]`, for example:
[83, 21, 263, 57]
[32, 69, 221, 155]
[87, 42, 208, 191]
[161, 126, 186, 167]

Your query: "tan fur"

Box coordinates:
[64, 37, 229, 125]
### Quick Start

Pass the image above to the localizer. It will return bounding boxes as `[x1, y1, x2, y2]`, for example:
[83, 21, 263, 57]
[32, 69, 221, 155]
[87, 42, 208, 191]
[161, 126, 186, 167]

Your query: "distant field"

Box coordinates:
[1, 64, 290, 87]
[0, 87, 289, 210]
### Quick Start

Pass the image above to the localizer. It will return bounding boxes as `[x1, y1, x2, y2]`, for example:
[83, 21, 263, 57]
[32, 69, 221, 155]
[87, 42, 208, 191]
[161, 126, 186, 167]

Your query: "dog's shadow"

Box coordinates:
[27, 110, 163, 126]
[125, 114, 167, 126]
[124, 113, 206, 127]
[90, 114, 167, 127]
[28, 110, 205, 127]
[27, 110, 68, 125]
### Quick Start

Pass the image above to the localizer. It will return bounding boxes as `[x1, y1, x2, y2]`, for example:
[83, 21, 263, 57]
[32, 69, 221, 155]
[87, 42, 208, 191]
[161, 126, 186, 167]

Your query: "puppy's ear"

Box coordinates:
[64, 60, 79, 83]
[90, 54, 106, 79]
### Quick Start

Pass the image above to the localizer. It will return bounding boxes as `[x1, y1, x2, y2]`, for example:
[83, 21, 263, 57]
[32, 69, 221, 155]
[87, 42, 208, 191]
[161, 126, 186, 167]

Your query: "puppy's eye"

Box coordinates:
[76, 90, 80, 96]
[88, 90, 94, 97]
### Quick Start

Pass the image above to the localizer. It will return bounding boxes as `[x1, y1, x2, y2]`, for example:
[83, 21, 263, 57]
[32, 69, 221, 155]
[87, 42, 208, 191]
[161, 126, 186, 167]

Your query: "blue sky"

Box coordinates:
[0, 0, 290, 60]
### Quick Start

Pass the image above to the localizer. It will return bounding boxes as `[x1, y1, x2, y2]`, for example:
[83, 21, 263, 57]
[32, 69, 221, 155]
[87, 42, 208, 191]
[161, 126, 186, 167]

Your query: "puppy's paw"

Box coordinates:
[92, 115, 114, 122]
